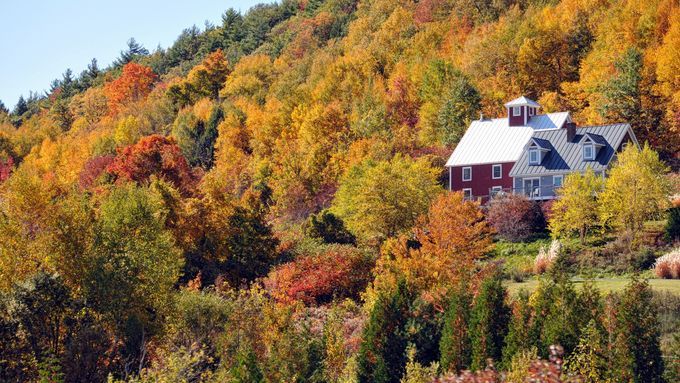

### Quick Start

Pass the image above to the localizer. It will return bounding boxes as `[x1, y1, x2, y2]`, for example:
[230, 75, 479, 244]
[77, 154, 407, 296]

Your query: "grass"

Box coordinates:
[506, 277, 680, 296]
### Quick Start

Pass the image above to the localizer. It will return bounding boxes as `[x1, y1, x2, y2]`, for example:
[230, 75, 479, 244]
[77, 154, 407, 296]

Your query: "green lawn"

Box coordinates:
[506, 277, 680, 296]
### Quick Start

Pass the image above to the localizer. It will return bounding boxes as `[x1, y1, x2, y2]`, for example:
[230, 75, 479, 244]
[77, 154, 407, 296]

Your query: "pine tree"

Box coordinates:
[501, 290, 533, 369]
[13, 95, 28, 116]
[439, 281, 472, 373]
[469, 271, 510, 370]
[0, 100, 8, 115]
[357, 279, 411, 383]
[115, 38, 149, 67]
[610, 277, 664, 383]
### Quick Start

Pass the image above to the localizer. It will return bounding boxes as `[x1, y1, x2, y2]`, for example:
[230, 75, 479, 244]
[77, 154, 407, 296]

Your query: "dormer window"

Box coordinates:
[583, 144, 594, 160]
[529, 107, 535, 116]
[512, 106, 521, 116]
[529, 149, 540, 165]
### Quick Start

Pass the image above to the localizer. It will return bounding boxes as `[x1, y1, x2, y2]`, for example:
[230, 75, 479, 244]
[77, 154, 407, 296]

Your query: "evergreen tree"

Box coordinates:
[439, 281, 472, 373]
[0, 100, 8, 114]
[501, 290, 533, 369]
[222, 8, 245, 47]
[357, 279, 411, 383]
[115, 38, 149, 67]
[540, 276, 582, 356]
[600, 47, 642, 130]
[611, 277, 664, 383]
[13, 95, 28, 116]
[564, 320, 609, 383]
[469, 271, 510, 370]
[196, 106, 222, 169]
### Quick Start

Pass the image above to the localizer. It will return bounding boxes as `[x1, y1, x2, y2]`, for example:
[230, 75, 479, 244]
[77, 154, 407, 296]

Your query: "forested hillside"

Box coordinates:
[0, 0, 679, 382]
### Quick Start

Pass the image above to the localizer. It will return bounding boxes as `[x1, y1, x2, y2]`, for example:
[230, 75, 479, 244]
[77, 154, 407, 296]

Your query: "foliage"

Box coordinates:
[549, 168, 603, 244]
[107, 135, 196, 195]
[653, 247, 680, 279]
[486, 194, 545, 242]
[666, 206, 680, 242]
[599, 144, 671, 235]
[266, 244, 374, 305]
[439, 281, 472, 373]
[304, 210, 356, 245]
[332, 155, 442, 243]
[357, 279, 412, 383]
[104, 62, 157, 115]
[468, 270, 510, 371]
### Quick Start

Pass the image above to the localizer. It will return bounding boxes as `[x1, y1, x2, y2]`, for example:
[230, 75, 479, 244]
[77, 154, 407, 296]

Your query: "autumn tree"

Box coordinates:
[598, 144, 670, 235]
[549, 168, 603, 243]
[331, 155, 441, 243]
[486, 194, 545, 242]
[104, 62, 157, 114]
[107, 135, 196, 195]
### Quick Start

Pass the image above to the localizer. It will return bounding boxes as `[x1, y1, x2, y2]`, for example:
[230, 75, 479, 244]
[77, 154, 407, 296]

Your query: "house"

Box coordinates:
[445, 96, 639, 201]
[445, 96, 571, 200]
[509, 122, 638, 199]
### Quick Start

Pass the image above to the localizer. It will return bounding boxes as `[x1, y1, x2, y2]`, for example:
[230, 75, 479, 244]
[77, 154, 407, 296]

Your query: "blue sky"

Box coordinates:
[0, 0, 264, 110]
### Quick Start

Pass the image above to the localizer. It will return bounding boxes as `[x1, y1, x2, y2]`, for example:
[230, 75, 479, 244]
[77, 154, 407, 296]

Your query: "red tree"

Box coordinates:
[104, 62, 157, 114]
[79, 155, 115, 190]
[107, 135, 196, 195]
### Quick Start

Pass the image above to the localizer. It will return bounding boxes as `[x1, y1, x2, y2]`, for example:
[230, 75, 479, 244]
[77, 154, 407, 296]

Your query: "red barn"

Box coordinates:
[445, 96, 571, 201]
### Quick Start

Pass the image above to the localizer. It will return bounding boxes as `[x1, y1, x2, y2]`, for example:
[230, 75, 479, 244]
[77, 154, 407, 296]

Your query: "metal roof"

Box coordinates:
[505, 96, 541, 108]
[445, 112, 570, 167]
[581, 132, 607, 146]
[509, 123, 635, 176]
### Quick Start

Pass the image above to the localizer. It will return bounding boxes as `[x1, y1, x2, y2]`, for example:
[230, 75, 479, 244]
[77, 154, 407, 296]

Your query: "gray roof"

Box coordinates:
[505, 96, 541, 108]
[509, 123, 636, 176]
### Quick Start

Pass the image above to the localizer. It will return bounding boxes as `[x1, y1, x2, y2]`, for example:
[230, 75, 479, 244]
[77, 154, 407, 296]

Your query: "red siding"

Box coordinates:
[508, 106, 525, 126]
[450, 162, 515, 200]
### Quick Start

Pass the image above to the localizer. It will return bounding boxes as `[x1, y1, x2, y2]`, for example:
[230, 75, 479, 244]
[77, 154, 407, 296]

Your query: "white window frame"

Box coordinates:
[512, 106, 521, 116]
[492, 164, 502, 179]
[491, 186, 503, 197]
[553, 175, 563, 188]
[462, 166, 472, 182]
[583, 144, 594, 160]
[529, 149, 539, 165]
[462, 188, 473, 200]
[524, 178, 541, 198]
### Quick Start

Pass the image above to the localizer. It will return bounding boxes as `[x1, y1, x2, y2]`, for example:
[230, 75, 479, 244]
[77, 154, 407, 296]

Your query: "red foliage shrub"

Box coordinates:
[104, 62, 157, 115]
[486, 194, 545, 242]
[79, 155, 115, 189]
[107, 135, 196, 195]
[265, 245, 374, 305]
[0, 155, 13, 183]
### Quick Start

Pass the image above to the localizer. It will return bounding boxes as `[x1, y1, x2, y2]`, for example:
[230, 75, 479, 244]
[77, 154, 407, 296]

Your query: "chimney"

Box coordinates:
[565, 122, 577, 142]
[479, 112, 484, 121]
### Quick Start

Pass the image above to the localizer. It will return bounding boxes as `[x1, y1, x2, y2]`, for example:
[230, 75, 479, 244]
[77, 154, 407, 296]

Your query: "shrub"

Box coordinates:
[666, 206, 680, 242]
[486, 194, 545, 242]
[265, 245, 374, 305]
[304, 210, 356, 245]
[534, 240, 561, 274]
[653, 247, 680, 279]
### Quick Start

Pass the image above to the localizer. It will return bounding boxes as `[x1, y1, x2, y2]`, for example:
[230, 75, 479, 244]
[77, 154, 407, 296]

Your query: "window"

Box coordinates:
[512, 106, 521, 116]
[529, 149, 540, 165]
[553, 175, 563, 188]
[492, 164, 502, 179]
[463, 188, 473, 200]
[523, 178, 540, 198]
[529, 107, 535, 116]
[583, 144, 594, 160]
[462, 167, 472, 181]
[491, 186, 503, 197]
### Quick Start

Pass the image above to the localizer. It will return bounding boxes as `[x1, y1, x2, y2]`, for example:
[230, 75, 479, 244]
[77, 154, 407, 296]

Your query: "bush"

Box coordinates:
[265, 245, 374, 305]
[653, 247, 680, 279]
[304, 210, 356, 245]
[486, 194, 545, 242]
[666, 206, 680, 242]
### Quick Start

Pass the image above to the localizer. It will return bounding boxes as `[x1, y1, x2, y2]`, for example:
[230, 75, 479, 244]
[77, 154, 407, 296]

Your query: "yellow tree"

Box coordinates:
[549, 167, 603, 244]
[598, 144, 670, 235]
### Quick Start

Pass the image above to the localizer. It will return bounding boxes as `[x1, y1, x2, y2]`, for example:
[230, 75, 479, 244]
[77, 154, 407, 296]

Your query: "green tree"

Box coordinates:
[357, 279, 412, 383]
[564, 320, 609, 383]
[439, 282, 472, 373]
[331, 155, 442, 243]
[600, 48, 642, 129]
[610, 277, 665, 383]
[599, 144, 670, 236]
[469, 271, 510, 371]
[549, 168, 603, 244]
[501, 291, 534, 370]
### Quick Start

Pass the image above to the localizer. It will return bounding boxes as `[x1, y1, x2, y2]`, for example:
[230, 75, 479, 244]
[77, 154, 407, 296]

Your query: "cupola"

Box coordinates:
[505, 96, 541, 127]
